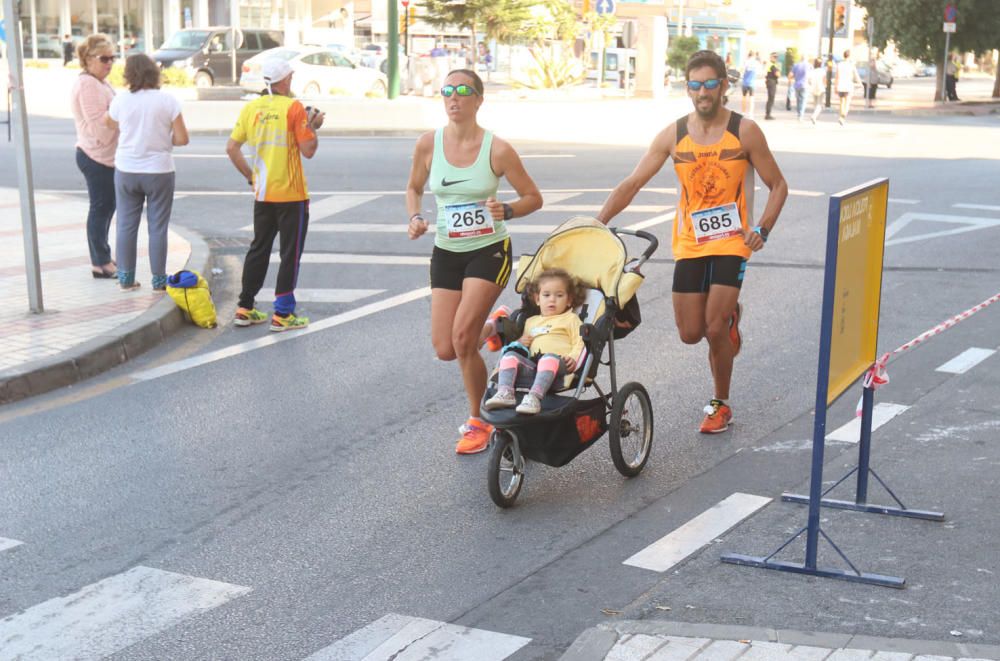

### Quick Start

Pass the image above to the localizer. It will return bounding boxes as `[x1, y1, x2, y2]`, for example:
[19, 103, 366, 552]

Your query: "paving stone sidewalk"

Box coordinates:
[1, 187, 205, 404]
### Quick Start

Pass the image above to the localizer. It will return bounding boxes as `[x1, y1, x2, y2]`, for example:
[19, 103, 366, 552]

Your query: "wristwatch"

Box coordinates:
[753, 225, 769, 242]
[502, 203, 514, 221]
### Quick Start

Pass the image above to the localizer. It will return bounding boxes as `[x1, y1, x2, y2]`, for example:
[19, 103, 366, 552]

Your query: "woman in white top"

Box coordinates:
[834, 50, 861, 125]
[807, 58, 827, 124]
[106, 53, 189, 291]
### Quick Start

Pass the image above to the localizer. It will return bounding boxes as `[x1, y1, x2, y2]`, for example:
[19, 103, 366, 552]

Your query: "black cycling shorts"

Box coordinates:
[430, 238, 512, 291]
[672, 255, 747, 293]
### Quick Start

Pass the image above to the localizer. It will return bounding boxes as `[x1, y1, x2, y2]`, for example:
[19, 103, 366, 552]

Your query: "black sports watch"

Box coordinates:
[502, 203, 514, 221]
[754, 225, 769, 242]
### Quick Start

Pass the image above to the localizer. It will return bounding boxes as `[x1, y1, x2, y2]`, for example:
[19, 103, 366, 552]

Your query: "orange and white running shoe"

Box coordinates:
[456, 418, 493, 454]
[729, 302, 742, 356]
[699, 399, 733, 434]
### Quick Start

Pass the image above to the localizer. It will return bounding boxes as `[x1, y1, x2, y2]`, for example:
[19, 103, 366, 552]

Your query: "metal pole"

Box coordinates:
[30, 0, 38, 60]
[855, 385, 874, 503]
[865, 16, 873, 109]
[825, 0, 835, 108]
[940, 32, 950, 103]
[387, 0, 399, 99]
[4, 0, 45, 313]
[118, 0, 125, 59]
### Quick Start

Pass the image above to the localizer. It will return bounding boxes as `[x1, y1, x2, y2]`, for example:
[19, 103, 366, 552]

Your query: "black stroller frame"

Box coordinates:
[480, 219, 660, 507]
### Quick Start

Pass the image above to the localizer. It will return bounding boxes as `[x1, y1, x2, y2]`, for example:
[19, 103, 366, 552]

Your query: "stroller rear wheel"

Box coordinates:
[609, 382, 653, 477]
[488, 430, 525, 507]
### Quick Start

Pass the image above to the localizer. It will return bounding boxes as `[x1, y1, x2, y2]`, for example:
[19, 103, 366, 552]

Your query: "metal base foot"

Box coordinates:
[781, 493, 945, 521]
[721, 553, 905, 588]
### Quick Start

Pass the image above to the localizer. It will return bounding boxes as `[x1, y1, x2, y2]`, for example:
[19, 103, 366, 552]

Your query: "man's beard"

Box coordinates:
[694, 95, 723, 119]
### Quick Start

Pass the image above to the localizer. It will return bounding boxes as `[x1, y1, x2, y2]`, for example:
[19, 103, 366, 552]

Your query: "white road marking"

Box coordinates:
[172, 154, 229, 159]
[305, 223, 560, 234]
[0, 538, 24, 552]
[546, 204, 668, 213]
[935, 347, 996, 374]
[0, 566, 250, 660]
[132, 287, 431, 382]
[826, 403, 911, 443]
[624, 211, 674, 232]
[272, 253, 430, 266]
[252, 288, 384, 303]
[521, 154, 575, 159]
[788, 189, 825, 197]
[309, 194, 381, 222]
[953, 203, 1000, 212]
[884, 212, 1000, 247]
[622, 493, 772, 572]
[888, 198, 920, 205]
[304, 613, 531, 661]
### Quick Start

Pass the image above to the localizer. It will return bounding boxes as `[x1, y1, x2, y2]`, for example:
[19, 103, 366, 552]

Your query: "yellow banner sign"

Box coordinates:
[827, 179, 889, 405]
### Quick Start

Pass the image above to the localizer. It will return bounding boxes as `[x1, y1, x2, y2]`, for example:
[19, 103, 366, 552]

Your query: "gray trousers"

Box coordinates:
[114, 170, 175, 278]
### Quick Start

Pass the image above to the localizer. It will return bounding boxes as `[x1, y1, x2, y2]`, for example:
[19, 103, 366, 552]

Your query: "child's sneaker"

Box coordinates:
[484, 305, 512, 351]
[516, 393, 542, 415]
[270, 313, 309, 332]
[234, 307, 268, 327]
[484, 388, 516, 411]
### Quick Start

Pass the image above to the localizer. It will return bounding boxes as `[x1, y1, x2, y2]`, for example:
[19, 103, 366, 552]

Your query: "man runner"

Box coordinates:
[226, 58, 324, 332]
[597, 50, 788, 433]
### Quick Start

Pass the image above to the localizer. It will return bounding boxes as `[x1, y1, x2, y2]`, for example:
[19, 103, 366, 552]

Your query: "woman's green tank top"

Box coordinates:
[428, 128, 508, 253]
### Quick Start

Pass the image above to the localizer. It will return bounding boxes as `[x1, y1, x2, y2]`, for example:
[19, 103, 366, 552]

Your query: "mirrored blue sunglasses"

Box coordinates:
[441, 84, 478, 97]
[687, 78, 723, 91]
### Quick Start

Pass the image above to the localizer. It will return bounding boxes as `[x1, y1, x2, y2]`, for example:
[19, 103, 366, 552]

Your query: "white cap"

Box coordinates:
[261, 58, 293, 84]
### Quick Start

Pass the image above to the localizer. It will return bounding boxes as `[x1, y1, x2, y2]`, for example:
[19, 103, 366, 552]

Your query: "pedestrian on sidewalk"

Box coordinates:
[70, 34, 119, 280]
[106, 53, 189, 291]
[791, 54, 809, 121]
[834, 50, 861, 125]
[405, 69, 542, 454]
[225, 58, 324, 332]
[763, 52, 779, 120]
[945, 54, 961, 101]
[597, 49, 788, 434]
[739, 51, 759, 119]
[807, 58, 826, 124]
[62, 34, 74, 66]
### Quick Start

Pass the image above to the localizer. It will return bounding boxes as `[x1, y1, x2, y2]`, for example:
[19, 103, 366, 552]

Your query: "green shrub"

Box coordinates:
[512, 49, 585, 89]
[667, 36, 701, 73]
[161, 67, 193, 87]
[107, 63, 126, 88]
[24, 60, 51, 69]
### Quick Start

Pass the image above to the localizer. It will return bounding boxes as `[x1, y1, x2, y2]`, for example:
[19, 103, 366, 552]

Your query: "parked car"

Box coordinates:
[359, 43, 408, 76]
[153, 27, 284, 87]
[240, 46, 388, 98]
[914, 61, 937, 78]
[856, 59, 893, 88]
[887, 59, 916, 79]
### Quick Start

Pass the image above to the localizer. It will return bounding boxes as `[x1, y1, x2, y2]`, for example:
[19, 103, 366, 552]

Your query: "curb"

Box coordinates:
[559, 621, 1000, 660]
[0, 225, 212, 405]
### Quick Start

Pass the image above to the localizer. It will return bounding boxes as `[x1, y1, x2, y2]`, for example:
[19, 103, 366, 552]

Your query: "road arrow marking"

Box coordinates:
[885, 212, 1000, 247]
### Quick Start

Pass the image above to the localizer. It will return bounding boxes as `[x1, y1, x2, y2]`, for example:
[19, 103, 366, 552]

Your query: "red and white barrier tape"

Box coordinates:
[856, 290, 1000, 415]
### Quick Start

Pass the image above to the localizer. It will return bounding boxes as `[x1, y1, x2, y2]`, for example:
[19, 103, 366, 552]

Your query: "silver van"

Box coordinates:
[153, 27, 283, 86]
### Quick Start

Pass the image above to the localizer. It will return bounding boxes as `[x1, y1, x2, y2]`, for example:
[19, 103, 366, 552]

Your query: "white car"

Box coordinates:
[240, 46, 388, 98]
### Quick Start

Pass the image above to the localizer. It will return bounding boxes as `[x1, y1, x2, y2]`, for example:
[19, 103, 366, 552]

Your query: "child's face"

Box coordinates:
[535, 278, 572, 316]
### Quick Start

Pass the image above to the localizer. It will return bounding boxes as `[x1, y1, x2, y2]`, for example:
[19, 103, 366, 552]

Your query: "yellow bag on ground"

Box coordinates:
[166, 270, 217, 329]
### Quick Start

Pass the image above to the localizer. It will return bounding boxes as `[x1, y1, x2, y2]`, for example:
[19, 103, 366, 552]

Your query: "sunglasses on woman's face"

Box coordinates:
[441, 84, 478, 98]
[687, 78, 723, 91]
[95, 55, 117, 64]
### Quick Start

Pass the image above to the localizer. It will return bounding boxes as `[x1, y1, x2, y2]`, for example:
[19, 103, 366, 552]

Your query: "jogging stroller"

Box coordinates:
[481, 217, 659, 507]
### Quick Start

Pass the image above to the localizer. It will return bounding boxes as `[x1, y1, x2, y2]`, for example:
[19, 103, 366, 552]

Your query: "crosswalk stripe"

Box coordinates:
[623, 493, 772, 572]
[305, 223, 561, 234]
[624, 211, 674, 232]
[826, 403, 911, 442]
[546, 204, 669, 213]
[309, 194, 381, 222]
[889, 198, 920, 205]
[953, 203, 1000, 212]
[0, 566, 250, 660]
[0, 538, 24, 552]
[935, 347, 996, 374]
[303, 613, 531, 661]
[253, 288, 384, 303]
[272, 253, 430, 266]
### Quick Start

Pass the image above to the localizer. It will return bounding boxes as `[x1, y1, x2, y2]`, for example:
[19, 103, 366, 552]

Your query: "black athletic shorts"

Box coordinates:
[741, 85, 754, 96]
[672, 255, 747, 293]
[430, 237, 512, 291]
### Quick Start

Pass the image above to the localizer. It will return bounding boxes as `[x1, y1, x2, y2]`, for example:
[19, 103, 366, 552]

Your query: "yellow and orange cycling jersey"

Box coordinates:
[230, 94, 313, 203]
[672, 111, 754, 260]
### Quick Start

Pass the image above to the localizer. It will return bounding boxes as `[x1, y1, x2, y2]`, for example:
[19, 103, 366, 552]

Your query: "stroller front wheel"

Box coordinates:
[488, 430, 525, 507]
[609, 382, 654, 477]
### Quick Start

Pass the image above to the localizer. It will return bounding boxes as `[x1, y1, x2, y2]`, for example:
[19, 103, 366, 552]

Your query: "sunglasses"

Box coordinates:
[441, 84, 478, 97]
[686, 78, 723, 91]
[94, 55, 117, 63]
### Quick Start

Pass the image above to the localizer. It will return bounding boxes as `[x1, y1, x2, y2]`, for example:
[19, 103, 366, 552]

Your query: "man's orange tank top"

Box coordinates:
[672, 111, 754, 260]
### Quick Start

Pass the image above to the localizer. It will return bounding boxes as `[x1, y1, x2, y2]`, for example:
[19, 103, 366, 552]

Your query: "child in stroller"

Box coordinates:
[484, 268, 586, 415]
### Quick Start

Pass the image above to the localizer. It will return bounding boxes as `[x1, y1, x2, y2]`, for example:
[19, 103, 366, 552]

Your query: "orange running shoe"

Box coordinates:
[484, 305, 512, 352]
[699, 399, 733, 434]
[456, 418, 493, 454]
[729, 302, 742, 356]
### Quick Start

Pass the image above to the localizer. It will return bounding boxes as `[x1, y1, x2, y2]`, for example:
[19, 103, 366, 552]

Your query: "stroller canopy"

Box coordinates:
[514, 217, 644, 307]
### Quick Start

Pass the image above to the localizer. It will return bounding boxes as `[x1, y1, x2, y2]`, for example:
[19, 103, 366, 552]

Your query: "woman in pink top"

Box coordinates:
[71, 34, 119, 279]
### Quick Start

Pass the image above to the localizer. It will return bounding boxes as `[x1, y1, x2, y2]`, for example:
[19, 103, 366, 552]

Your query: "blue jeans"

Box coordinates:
[75, 148, 116, 266]
[795, 87, 807, 119]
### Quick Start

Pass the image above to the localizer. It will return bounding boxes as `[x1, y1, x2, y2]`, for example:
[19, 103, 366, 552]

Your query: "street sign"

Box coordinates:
[943, 22, 956, 33]
[944, 4, 957, 22]
[595, 0, 616, 16]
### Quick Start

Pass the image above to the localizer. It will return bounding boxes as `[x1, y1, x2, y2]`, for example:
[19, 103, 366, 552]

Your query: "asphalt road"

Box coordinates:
[1, 107, 999, 659]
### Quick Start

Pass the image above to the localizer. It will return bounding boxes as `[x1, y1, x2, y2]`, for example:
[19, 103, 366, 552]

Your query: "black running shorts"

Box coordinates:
[672, 255, 747, 293]
[741, 85, 754, 96]
[430, 238, 512, 291]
